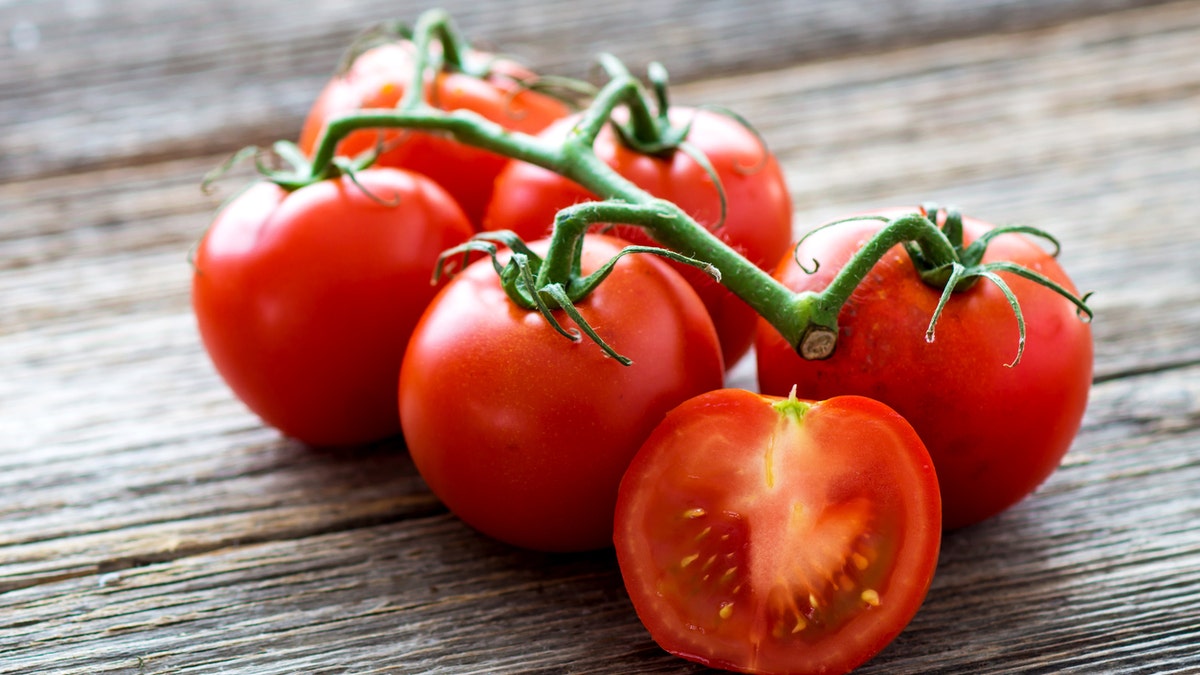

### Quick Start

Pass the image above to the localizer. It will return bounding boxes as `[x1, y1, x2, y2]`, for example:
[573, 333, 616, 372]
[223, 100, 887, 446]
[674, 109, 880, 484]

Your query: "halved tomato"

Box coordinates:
[614, 389, 941, 675]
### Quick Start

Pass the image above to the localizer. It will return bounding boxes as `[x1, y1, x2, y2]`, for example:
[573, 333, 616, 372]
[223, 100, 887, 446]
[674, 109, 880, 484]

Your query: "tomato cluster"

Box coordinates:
[191, 13, 1093, 675]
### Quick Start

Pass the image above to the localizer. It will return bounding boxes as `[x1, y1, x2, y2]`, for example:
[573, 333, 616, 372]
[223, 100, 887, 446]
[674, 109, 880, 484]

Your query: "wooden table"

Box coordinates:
[3, 1, 1199, 672]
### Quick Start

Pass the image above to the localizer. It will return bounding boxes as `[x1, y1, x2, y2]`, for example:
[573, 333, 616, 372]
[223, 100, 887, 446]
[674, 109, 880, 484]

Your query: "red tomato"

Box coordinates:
[398, 234, 725, 552]
[615, 389, 940, 675]
[298, 42, 570, 227]
[482, 108, 793, 366]
[756, 211, 1094, 530]
[192, 168, 473, 447]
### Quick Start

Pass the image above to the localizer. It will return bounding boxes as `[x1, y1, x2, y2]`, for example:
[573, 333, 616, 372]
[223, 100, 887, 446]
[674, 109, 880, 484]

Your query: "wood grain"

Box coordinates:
[3, 0, 1199, 673]
[0, 0, 1182, 183]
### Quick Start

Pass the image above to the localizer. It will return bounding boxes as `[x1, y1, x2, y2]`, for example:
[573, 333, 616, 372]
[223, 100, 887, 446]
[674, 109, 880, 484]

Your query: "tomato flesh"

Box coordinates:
[615, 390, 940, 675]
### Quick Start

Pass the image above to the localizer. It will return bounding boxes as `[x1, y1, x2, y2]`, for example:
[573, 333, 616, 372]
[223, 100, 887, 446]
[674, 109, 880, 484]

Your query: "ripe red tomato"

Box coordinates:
[192, 168, 473, 447]
[615, 389, 941, 675]
[298, 42, 570, 227]
[756, 211, 1094, 530]
[482, 108, 793, 366]
[398, 234, 725, 552]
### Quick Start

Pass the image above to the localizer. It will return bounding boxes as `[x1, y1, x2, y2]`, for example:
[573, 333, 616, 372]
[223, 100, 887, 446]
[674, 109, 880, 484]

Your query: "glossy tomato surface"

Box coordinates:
[298, 42, 570, 226]
[615, 389, 941, 675]
[192, 168, 473, 446]
[399, 234, 725, 552]
[482, 108, 793, 366]
[756, 212, 1094, 529]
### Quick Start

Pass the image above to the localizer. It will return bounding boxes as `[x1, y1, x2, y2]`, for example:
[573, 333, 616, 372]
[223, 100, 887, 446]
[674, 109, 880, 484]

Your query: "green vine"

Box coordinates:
[216, 8, 1094, 366]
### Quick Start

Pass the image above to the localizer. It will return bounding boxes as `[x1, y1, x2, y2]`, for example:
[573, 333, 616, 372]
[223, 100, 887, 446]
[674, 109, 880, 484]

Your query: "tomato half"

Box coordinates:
[298, 42, 570, 227]
[615, 389, 940, 675]
[398, 234, 725, 552]
[482, 108, 793, 366]
[192, 168, 473, 446]
[756, 211, 1094, 529]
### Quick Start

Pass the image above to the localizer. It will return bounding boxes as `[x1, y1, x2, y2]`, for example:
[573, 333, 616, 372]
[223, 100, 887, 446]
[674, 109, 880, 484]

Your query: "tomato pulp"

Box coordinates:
[615, 389, 941, 675]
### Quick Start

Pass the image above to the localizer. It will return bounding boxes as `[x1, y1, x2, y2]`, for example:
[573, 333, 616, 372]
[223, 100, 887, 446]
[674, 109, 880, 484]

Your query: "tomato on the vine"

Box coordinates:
[192, 168, 473, 447]
[398, 234, 725, 552]
[615, 388, 941, 675]
[297, 42, 570, 227]
[482, 108, 793, 366]
[756, 210, 1093, 529]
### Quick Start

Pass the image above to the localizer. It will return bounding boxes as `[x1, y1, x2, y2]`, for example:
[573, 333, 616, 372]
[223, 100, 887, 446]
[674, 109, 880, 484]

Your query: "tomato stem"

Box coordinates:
[811, 213, 959, 326]
[396, 9, 477, 112]
[285, 9, 1092, 364]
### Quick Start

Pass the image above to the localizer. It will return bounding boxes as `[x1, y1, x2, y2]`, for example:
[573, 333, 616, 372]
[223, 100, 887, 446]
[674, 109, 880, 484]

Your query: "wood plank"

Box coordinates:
[2, 364, 1197, 673]
[0, 0, 1183, 182]
[3, 1, 1200, 673]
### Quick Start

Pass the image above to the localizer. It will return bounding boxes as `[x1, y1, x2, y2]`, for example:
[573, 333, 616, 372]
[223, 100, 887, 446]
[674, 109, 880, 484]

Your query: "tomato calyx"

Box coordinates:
[601, 56, 690, 157]
[436, 202, 721, 366]
[200, 138, 390, 200]
[798, 203, 1094, 366]
[597, 55, 744, 232]
[773, 385, 812, 421]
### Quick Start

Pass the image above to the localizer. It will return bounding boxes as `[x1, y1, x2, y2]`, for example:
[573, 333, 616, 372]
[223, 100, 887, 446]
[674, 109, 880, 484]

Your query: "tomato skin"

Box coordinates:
[482, 108, 793, 366]
[756, 212, 1094, 530]
[615, 389, 940, 675]
[398, 234, 725, 552]
[298, 43, 570, 227]
[192, 168, 473, 447]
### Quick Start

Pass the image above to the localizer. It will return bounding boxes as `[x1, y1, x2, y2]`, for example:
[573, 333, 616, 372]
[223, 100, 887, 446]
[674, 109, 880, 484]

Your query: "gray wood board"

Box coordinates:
[3, 1, 1199, 673]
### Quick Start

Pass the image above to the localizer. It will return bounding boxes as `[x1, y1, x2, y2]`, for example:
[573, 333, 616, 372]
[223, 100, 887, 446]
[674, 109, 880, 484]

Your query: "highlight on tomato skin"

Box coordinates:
[614, 389, 941, 675]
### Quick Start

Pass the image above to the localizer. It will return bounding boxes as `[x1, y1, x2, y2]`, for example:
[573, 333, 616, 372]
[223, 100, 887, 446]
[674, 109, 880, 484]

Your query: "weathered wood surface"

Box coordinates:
[2, 0, 1199, 673]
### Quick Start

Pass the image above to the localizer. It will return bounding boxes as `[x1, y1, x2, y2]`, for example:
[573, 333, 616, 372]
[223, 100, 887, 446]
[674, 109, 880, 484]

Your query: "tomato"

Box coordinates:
[615, 389, 940, 675]
[398, 234, 725, 552]
[482, 108, 793, 366]
[192, 168, 473, 447]
[756, 211, 1094, 530]
[298, 42, 570, 227]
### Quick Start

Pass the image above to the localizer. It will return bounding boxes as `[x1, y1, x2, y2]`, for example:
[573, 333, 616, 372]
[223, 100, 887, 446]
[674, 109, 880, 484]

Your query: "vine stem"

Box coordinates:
[814, 214, 960, 321]
[396, 9, 472, 112]
[298, 13, 977, 360]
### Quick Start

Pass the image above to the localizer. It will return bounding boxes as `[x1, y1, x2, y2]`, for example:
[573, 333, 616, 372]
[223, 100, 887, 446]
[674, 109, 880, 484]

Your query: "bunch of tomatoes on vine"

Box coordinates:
[191, 10, 1094, 675]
